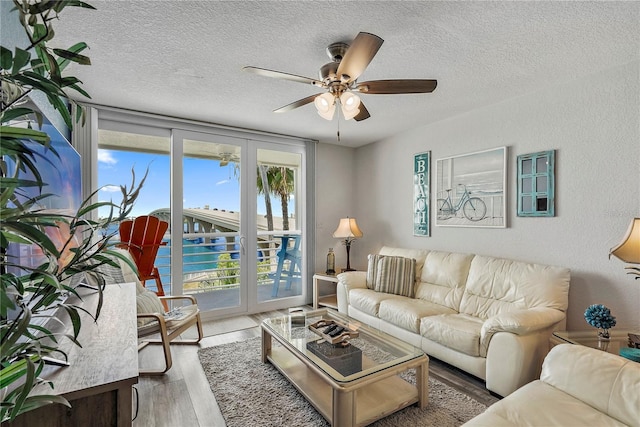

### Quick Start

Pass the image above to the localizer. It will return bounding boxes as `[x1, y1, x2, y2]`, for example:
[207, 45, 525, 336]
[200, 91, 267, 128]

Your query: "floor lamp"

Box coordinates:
[332, 217, 363, 272]
[610, 217, 640, 280]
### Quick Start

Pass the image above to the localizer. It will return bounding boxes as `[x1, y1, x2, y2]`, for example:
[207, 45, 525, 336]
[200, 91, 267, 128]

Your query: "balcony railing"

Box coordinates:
[133, 231, 301, 297]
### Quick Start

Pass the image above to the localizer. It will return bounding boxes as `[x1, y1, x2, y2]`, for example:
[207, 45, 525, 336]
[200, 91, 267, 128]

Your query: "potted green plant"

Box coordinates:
[1, 1, 144, 422]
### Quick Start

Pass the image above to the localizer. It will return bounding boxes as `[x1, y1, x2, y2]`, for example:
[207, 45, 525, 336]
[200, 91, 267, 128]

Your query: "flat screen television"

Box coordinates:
[5, 105, 82, 271]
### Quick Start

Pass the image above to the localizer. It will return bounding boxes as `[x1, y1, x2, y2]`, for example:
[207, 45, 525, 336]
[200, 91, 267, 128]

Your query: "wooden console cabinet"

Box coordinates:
[6, 283, 139, 427]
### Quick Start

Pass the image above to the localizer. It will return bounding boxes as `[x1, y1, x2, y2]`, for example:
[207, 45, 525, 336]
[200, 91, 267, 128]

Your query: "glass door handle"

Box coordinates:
[239, 236, 246, 255]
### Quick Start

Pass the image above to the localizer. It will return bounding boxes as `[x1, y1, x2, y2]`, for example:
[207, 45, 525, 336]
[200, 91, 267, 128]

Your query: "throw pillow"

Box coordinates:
[136, 290, 166, 327]
[83, 259, 125, 287]
[373, 255, 416, 298]
[366, 254, 383, 289]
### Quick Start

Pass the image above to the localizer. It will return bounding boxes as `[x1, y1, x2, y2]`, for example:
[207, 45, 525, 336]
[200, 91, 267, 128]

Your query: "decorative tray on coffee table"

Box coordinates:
[309, 319, 359, 347]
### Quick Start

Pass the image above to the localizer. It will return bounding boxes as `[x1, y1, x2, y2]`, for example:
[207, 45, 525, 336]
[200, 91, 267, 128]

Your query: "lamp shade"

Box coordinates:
[340, 92, 361, 120]
[332, 217, 363, 240]
[314, 93, 336, 120]
[610, 218, 640, 264]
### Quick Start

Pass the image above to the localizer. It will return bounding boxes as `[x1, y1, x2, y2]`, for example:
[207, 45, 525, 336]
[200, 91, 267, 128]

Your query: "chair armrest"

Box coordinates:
[480, 307, 565, 354]
[137, 312, 167, 332]
[160, 295, 198, 305]
[137, 312, 164, 320]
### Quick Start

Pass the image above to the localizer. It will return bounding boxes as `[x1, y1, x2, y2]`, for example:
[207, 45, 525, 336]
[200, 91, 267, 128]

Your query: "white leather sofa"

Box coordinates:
[336, 246, 571, 396]
[463, 344, 640, 426]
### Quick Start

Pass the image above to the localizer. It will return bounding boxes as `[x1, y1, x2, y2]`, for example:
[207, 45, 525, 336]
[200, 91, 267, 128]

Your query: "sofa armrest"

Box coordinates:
[336, 271, 367, 313]
[480, 307, 565, 354]
[541, 344, 640, 426]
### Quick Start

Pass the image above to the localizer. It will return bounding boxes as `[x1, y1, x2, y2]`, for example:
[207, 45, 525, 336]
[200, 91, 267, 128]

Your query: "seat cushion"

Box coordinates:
[348, 288, 404, 317]
[379, 298, 456, 333]
[420, 314, 484, 357]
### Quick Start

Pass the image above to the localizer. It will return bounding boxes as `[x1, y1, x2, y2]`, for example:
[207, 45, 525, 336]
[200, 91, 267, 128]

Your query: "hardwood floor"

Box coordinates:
[133, 309, 499, 427]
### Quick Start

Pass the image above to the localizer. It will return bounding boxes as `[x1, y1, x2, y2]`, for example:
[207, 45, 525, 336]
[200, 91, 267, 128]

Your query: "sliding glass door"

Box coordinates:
[256, 147, 304, 305]
[171, 132, 307, 316]
[97, 112, 309, 317]
[171, 130, 247, 315]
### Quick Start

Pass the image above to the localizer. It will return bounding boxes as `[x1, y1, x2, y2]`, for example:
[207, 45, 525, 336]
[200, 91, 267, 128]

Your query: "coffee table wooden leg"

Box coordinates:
[333, 388, 355, 427]
[261, 327, 271, 363]
[415, 359, 429, 409]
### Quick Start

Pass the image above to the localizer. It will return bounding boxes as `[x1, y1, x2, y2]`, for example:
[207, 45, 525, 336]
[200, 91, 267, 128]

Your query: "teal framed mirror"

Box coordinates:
[517, 150, 555, 217]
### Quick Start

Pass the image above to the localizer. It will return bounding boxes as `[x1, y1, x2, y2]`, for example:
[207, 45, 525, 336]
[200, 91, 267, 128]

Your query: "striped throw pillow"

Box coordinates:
[373, 255, 416, 298]
[366, 254, 383, 289]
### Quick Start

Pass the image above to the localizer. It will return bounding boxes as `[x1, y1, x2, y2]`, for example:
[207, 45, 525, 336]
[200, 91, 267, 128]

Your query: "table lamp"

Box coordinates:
[332, 217, 363, 272]
[610, 217, 640, 279]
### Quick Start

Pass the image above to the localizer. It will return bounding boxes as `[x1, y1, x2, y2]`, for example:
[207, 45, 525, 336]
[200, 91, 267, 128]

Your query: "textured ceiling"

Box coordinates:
[50, 1, 639, 147]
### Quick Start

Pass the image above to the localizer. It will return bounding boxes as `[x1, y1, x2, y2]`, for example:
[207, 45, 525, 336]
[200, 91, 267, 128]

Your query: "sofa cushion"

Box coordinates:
[459, 255, 570, 320]
[416, 251, 474, 310]
[420, 314, 484, 357]
[349, 288, 404, 317]
[379, 298, 456, 333]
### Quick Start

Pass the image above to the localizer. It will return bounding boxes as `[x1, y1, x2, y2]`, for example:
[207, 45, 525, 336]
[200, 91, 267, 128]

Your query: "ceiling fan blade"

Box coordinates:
[273, 94, 319, 113]
[353, 102, 370, 122]
[243, 66, 323, 87]
[356, 79, 438, 94]
[336, 32, 384, 83]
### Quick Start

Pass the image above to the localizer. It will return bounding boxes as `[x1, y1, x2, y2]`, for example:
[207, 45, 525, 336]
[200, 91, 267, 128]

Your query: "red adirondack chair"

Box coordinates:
[119, 215, 169, 309]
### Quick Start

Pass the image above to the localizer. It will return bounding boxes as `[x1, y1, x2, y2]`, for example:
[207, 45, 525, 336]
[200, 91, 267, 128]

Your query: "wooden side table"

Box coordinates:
[6, 283, 138, 427]
[313, 273, 339, 309]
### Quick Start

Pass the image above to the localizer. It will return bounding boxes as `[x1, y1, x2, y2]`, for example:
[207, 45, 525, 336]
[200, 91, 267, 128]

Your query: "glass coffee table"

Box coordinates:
[551, 330, 638, 355]
[261, 309, 428, 427]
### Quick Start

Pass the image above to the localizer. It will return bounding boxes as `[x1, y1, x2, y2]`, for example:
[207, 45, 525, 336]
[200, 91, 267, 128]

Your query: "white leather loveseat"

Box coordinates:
[463, 344, 640, 426]
[336, 246, 571, 396]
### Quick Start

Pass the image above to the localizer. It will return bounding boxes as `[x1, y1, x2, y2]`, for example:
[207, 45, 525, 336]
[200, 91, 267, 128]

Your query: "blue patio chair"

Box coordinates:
[271, 234, 302, 297]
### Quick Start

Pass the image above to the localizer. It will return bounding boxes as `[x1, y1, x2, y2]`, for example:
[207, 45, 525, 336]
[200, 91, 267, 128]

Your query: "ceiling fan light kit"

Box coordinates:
[314, 93, 336, 120]
[339, 92, 361, 120]
[244, 32, 437, 123]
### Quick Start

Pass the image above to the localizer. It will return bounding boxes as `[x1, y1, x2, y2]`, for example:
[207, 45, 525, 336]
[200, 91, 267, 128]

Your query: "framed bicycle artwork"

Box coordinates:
[435, 147, 507, 228]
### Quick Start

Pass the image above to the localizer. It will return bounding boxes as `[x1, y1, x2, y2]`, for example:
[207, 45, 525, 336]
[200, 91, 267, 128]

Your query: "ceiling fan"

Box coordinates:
[219, 152, 239, 167]
[243, 32, 437, 122]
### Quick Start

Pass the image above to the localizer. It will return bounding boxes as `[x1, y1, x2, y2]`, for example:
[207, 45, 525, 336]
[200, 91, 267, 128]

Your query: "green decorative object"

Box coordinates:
[619, 347, 640, 363]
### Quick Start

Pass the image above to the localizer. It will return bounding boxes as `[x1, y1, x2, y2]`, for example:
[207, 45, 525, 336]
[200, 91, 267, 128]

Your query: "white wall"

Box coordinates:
[349, 61, 639, 330]
[314, 143, 357, 274]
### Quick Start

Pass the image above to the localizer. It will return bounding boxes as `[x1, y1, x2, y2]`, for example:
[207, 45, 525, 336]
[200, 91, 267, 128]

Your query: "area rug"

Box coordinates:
[198, 337, 487, 427]
[181, 315, 258, 340]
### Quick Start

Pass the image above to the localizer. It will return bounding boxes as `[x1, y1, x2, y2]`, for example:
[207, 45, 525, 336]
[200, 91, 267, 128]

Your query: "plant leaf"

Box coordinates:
[11, 48, 32, 75]
[0, 46, 13, 70]
[53, 48, 91, 66]
[56, 42, 88, 71]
